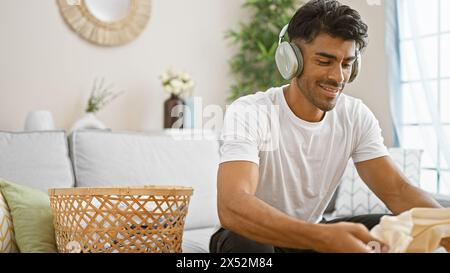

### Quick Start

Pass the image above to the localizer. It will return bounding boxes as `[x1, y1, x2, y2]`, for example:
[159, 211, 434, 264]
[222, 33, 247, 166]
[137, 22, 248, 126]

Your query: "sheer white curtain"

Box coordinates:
[387, 0, 450, 194]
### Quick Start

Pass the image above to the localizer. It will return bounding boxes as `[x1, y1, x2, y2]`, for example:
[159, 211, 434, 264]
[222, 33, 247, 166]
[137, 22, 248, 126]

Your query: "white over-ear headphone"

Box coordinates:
[275, 24, 361, 83]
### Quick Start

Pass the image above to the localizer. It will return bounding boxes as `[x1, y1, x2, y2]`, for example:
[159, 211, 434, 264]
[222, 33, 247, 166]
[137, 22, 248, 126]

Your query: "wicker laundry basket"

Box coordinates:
[49, 186, 193, 253]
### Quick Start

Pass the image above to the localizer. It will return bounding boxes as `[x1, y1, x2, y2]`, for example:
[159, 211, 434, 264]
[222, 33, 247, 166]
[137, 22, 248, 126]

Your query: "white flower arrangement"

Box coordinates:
[159, 68, 195, 97]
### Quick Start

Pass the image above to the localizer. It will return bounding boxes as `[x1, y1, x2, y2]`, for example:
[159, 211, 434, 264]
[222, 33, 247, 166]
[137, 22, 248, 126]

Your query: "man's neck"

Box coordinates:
[283, 83, 325, 123]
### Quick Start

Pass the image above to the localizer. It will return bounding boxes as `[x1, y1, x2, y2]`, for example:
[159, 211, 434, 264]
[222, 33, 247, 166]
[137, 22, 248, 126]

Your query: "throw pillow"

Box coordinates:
[0, 179, 57, 253]
[333, 148, 423, 217]
[0, 191, 18, 253]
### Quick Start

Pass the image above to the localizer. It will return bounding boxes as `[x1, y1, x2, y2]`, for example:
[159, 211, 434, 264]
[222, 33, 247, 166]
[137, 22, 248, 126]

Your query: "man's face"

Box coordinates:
[295, 32, 358, 112]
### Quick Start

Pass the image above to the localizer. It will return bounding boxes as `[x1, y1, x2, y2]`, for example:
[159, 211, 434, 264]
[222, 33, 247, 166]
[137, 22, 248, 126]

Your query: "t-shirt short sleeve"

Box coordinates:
[219, 99, 261, 165]
[351, 102, 389, 163]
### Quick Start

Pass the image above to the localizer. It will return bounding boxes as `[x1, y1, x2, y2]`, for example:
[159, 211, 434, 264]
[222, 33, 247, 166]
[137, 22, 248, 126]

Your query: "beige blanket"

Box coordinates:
[370, 208, 450, 253]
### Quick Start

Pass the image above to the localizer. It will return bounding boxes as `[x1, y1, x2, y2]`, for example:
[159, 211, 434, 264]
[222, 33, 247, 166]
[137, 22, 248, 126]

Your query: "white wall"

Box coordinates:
[341, 0, 394, 147]
[0, 0, 394, 146]
[0, 0, 245, 132]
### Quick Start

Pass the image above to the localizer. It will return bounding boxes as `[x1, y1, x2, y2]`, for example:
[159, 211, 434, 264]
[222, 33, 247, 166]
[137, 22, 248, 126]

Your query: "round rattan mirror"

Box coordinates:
[57, 0, 152, 46]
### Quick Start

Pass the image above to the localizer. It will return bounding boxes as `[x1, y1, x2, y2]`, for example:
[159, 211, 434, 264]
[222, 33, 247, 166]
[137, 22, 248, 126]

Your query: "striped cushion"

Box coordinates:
[0, 191, 18, 253]
[333, 148, 422, 217]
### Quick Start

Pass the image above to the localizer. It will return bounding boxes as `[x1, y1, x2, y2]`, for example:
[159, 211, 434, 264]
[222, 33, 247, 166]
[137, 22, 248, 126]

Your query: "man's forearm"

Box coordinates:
[219, 192, 321, 250]
[388, 183, 442, 215]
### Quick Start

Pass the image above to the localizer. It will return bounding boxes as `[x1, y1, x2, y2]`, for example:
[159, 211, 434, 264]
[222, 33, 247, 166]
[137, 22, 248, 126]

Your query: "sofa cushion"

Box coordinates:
[0, 131, 74, 192]
[0, 191, 18, 253]
[0, 179, 57, 253]
[182, 227, 217, 253]
[69, 130, 220, 230]
[333, 148, 423, 217]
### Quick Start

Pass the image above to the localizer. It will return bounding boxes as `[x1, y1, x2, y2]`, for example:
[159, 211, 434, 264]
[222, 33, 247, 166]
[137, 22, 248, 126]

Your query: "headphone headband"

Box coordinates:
[278, 24, 289, 45]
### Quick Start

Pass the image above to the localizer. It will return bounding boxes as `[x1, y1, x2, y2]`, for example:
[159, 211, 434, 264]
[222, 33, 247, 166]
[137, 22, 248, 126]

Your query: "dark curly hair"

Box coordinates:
[287, 0, 368, 51]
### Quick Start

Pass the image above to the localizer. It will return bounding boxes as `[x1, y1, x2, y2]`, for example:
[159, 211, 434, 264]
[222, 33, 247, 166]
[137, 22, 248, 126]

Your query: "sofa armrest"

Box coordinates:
[432, 193, 450, 208]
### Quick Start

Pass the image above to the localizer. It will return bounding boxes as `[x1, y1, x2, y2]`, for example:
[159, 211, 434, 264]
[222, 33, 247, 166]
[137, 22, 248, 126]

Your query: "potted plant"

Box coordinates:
[226, 0, 302, 101]
[71, 78, 125, 132]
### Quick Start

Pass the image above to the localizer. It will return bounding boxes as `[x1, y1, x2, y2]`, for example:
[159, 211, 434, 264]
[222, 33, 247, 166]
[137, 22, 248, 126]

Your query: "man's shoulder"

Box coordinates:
[336, 94, 377, 124]
[336, 94, 366, 114]
[338, 93, 362, 107]
[229, 86, 282, 108]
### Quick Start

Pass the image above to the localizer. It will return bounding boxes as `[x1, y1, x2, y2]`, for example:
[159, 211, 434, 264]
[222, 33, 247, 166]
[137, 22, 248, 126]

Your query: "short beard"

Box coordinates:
[296, 77, 342, 112]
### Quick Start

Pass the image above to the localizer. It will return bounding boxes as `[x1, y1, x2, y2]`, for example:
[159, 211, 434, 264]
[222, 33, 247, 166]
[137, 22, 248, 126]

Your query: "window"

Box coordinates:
[396, 0, 450, 194]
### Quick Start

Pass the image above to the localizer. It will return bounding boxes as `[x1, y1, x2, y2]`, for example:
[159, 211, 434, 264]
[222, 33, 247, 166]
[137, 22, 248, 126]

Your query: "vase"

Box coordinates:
[71, 113, 106, 132]
[164, 94, 185, 129]
[24, 110, 55, 131]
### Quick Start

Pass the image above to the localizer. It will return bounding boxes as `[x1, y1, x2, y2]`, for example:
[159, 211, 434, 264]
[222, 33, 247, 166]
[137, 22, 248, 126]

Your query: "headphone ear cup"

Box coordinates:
[289, 42, 304, 78]
[349, 53, 361, 83]
[276, 42, 300, 80]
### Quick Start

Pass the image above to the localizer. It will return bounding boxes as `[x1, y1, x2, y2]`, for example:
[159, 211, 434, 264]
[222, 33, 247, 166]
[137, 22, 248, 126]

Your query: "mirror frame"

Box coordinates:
[57, 0, 152, 46]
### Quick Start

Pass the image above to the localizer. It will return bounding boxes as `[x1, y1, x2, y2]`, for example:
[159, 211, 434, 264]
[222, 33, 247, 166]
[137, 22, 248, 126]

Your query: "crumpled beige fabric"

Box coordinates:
[370, 208, 450, 253]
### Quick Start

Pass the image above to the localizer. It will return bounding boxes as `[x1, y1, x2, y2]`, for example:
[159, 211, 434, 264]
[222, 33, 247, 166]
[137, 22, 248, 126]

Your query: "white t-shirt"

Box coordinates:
[219, 86, 389, 224]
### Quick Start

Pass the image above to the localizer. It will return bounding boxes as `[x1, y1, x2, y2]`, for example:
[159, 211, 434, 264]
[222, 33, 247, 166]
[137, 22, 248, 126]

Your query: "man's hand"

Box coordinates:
[440, 238, 450, 252]
[314, 222, 389, 253]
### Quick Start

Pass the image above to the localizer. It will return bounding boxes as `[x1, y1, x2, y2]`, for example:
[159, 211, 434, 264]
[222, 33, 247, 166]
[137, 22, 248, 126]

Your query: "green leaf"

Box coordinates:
[257, 41, 268, 55]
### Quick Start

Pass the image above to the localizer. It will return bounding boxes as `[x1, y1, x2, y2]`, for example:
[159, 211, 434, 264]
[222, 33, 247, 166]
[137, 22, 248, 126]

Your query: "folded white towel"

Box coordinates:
[370, 208, 450, 253]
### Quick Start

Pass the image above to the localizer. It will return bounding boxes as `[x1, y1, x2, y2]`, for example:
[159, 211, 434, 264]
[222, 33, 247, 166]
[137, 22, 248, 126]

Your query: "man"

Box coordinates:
[210, 0, 450, 253]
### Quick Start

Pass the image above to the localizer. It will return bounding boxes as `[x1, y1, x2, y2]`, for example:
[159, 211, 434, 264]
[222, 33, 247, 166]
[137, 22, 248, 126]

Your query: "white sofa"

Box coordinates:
[1, 129, 449, 253]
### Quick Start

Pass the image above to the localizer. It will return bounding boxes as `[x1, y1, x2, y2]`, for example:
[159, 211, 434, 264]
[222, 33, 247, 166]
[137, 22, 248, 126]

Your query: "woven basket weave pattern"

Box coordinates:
[49, 187, 192, 253]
